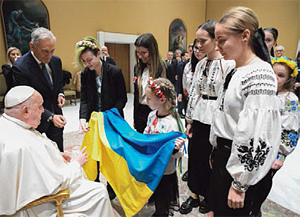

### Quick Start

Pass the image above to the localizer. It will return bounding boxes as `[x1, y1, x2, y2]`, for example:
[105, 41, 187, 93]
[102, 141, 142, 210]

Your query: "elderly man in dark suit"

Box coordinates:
[12, 27, 66, 152]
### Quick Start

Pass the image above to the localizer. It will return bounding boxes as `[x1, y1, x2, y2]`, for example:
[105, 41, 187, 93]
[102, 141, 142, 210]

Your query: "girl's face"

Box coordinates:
[80, 50, 101, 71]
[264, 31, 276, 55]
[145, 87, 163, 110]
[195, 28, 216, 55]
[215, 23, 244, 62]
[9, 49, 21, 63]
[273, 63, 289, 92]
[193, 41, 205, 60]
[136, 46, 150, 64]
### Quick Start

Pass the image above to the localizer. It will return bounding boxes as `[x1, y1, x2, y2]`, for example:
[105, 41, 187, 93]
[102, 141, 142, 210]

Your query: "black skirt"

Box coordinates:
[187, 120, 212, 198]
[134, 103, 152, 133]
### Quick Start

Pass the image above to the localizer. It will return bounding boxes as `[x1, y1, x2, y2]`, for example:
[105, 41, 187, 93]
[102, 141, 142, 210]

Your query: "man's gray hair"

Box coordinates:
[276, 45, 285, 51]
[31, 27, 56, 47]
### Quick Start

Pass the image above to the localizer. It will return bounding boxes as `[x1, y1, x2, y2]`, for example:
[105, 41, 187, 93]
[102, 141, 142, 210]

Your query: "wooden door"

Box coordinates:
[105, 43, 130, 93]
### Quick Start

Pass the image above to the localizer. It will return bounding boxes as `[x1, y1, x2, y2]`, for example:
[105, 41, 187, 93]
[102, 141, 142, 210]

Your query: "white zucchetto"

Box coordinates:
[5, 86, 35, 108]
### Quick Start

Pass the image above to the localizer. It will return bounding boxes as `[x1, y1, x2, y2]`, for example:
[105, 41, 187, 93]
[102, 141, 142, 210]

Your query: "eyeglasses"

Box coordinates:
[275, 50, 283, 52]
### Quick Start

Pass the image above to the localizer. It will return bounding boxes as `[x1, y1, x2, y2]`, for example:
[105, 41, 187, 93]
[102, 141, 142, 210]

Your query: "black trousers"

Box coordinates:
[187, 121, 212, 198]
[209, 137, 273, 216]
[134, 103, 151, 133]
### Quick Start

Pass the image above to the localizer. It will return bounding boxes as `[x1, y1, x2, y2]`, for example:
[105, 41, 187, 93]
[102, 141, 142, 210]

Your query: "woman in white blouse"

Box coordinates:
[180, 20, 234, 215]
[209, 7, 281, 216]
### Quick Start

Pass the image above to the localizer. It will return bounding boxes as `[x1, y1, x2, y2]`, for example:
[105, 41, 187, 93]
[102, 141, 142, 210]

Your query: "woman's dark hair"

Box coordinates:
[191, 38, 200, 72]
[197, 20, 216, 39]
[264, 27, 278, 56]
[134, 33, 166, 78]
[296, 51, 300, 68]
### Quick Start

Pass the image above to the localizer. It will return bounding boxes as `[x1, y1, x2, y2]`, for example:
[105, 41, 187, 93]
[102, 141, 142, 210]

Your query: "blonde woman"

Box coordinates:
[209, 7, 281, 216]
[1, 47, 21, 92]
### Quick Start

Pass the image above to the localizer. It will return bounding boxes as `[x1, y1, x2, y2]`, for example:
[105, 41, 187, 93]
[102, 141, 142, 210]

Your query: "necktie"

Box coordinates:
[41, 63, 53, 89]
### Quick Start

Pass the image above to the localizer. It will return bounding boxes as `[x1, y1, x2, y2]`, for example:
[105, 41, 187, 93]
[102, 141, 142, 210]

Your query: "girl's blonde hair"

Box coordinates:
[74, 36, 101, 71]
[147, 78, 176, 111]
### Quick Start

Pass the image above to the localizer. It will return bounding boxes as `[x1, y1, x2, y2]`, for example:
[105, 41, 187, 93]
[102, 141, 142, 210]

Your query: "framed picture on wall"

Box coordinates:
[169, 19, 187, 53]
[0, 0, 49, 55]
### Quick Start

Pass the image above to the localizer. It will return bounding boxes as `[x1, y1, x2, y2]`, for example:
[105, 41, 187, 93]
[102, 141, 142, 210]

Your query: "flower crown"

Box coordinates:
[148, 77, 165, 98]
[271, 56, 299, 77]
[76, 40, 99, 50]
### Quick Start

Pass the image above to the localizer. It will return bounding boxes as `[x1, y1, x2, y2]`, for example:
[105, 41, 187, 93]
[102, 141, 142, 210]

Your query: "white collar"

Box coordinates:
[3, 113, 32, 129]
[31, 51, 42, 65]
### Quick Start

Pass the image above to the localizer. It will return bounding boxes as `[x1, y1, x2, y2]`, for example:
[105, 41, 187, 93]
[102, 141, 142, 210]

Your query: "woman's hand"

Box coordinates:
[227, 186, 245, 209]
[186, 123, 193, 138]
[79, 119, 89, 133]
[271, 159, 283, 170]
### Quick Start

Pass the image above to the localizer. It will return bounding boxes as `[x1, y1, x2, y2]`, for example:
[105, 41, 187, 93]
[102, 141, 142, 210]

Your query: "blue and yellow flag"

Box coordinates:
[81, 108, 185, 217]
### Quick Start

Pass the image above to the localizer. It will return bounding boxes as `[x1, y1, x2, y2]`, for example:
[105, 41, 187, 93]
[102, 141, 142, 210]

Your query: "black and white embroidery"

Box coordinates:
[236, 138, 270, 172]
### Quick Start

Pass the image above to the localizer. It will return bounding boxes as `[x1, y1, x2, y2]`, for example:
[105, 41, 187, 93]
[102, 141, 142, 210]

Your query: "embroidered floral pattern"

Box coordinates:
[281, 129, 299, 148]
[283, 100, 300, 112]
[236, 138, 270, 172]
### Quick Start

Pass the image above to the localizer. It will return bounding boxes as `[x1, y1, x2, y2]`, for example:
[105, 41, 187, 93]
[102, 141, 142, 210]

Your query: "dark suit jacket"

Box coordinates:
[12, 51, 64, 132]
[80, 61, 127, 121]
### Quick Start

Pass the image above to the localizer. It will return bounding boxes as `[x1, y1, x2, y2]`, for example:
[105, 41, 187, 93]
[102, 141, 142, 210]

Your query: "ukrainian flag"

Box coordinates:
[81, 108, 185, 217]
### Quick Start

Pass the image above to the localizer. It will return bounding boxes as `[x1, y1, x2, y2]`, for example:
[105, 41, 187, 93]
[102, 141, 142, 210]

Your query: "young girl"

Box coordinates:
[272, 56, 300, 170]
[144, 77, 184, 217]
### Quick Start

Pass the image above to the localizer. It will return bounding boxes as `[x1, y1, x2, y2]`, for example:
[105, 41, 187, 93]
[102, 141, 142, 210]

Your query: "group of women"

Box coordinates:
[2, 5, 297, 217]
[65, 6, 300, 217]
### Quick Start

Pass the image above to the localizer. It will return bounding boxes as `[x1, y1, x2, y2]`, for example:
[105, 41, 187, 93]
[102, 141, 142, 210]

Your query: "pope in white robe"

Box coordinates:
[0, 86, 115, 217]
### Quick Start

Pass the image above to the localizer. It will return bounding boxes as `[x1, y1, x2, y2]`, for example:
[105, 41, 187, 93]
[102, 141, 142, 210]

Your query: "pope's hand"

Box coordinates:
[74, 146, 88, 167]
[61, 152, 71, 162]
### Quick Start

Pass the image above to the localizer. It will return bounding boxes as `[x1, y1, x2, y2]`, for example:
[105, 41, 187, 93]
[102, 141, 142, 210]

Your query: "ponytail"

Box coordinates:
[252, 28, 271, 64]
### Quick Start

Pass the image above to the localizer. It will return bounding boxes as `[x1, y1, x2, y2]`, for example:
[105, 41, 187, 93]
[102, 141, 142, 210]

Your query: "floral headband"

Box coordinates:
[76, 40, 99, 50]
[148, 77, 165, 98]
[271, 56, 299, 77]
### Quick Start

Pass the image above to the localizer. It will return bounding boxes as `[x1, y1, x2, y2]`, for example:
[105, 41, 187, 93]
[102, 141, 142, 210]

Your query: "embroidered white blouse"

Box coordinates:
[144, 110, 184, 175]
[210, 58, 281, 187]
[182, 61, 193, 95]
[186, 57, 235, 125]
[277, 91, 300, 161]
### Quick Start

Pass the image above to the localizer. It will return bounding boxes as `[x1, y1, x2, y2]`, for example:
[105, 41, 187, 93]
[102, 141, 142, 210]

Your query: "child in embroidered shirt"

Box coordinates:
[272, 57, 300, 171]
[143, 77, 185, 217]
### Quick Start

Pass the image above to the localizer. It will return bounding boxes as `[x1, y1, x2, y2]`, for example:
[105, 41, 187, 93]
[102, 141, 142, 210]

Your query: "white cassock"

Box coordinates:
[0, 114, 115, 217]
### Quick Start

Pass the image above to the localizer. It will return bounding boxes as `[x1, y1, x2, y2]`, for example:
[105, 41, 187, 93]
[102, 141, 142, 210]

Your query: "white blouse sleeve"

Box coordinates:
[226, 67, 281, 188]
[185, 61, 203, 122]
[277, 92, 300, 161]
